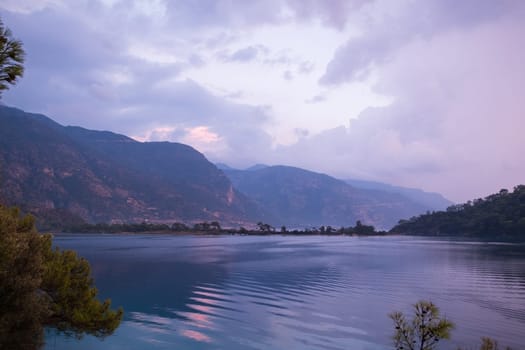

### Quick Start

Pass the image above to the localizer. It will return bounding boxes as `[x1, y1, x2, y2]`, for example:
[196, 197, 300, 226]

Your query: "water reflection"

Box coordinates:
[46, 235, 525, 350]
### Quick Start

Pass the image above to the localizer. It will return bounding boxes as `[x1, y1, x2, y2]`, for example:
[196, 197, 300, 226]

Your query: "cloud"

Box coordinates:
[0, 0, 58, 14]
[218, 45, 267, 63]
[320, 0, 523, 85]
[2, 0, 524, 202]
[113, 78, 275, 165]
[293, 128, 309, 138]
[282, 70, 293, 80]
[183, 126, 221, 144]
[161, 0, 370, 30]
[297, 61, 315, 74]
[0, 11, 274, 172]
[305, 94, 325, 104]
[276, 12, 525, 201]
[285, 0, 371, 29]
[229, 46, 260, 62]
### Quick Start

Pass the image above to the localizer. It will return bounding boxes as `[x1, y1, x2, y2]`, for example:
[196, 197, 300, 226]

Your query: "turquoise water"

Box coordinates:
[45, 235, 525, 350]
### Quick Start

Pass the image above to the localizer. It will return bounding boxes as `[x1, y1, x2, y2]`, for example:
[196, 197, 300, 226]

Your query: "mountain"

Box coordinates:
[390, 186, 525, 238]
[215, 163, 236, 171]
[0, 106, 259, 227]
[222, 165, 436, 229]
[344, 179, 452, 210]
[0, 106, 454, 230]
[216, 163, 270, 172]
[245, 164, 269, 171]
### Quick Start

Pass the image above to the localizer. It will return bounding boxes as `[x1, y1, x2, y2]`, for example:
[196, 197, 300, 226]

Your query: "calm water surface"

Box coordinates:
[45, 235, 525, 350]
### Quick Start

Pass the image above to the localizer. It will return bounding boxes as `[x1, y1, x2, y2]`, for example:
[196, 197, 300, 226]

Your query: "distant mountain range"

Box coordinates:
[0, 106, 452, 230]
[343, 179, 452, 211]
[217, 163, 452, 213]
[219, 165, 452, 229]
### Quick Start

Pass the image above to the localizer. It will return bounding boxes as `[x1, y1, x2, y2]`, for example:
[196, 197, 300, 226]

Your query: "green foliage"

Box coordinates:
[457, 337, 513, 350]
[0, 207, 48, 349]
[64, 220, 385, 236]
[0, 206, 122, 349]
[257, 222, 274, 232]
[0, 18, 25, 98]
[390, 302, 515, 350]
[390, 301, 454, 350]
[391, 185, 525, 238]
[42, 248, 123, 338]
[336, 221, 379, 235]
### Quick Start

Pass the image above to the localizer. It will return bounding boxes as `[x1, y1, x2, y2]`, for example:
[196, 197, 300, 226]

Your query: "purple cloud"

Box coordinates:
[230, 46, 259, 62]
[305, 94, 325, 104]
[218, 46, 268, 63]
[2, 0, 524, 202]
[276, 12, 525, 201]
[320, 0, 523, 85]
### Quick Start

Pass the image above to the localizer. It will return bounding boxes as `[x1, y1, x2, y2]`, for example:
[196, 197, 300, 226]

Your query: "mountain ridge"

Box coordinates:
[222, 165, 441, 229]
[344, 178, 452, 210]
[0, 105, 261, 226]
[218, 163, 452, 211]
[1, 105, 452, 230]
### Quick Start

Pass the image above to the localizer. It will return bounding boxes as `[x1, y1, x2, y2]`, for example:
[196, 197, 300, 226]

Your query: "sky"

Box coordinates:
[1, 0, 524, 202]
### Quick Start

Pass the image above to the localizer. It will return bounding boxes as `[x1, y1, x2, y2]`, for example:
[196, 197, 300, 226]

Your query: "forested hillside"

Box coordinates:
[390, 185, 525, 238]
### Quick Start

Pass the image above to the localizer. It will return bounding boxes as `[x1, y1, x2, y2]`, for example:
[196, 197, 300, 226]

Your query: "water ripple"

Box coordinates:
[46, 235, 525, 350]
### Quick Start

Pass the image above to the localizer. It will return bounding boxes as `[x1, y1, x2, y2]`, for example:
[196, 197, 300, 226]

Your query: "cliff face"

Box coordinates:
[0, 106, 259, 225]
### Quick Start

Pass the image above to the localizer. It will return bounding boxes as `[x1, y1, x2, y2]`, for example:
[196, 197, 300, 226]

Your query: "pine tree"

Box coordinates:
[0, 206, 122, 349]
[390, 301, 454, 350]
[0, 18, 25, 98]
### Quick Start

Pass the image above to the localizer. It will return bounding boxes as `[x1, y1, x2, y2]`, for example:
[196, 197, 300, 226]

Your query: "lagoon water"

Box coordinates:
[45, 235, 525, 350]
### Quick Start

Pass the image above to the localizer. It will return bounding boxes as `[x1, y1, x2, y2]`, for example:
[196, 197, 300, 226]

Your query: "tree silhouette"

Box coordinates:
[0, 18, 25, 98]
[390, 301, 454, 350]
[390, 302, 514, 350]
[0, 206, 122, 349]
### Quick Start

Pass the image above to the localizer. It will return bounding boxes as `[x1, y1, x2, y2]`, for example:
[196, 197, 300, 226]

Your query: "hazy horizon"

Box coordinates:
[1, 0, 524, 202]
